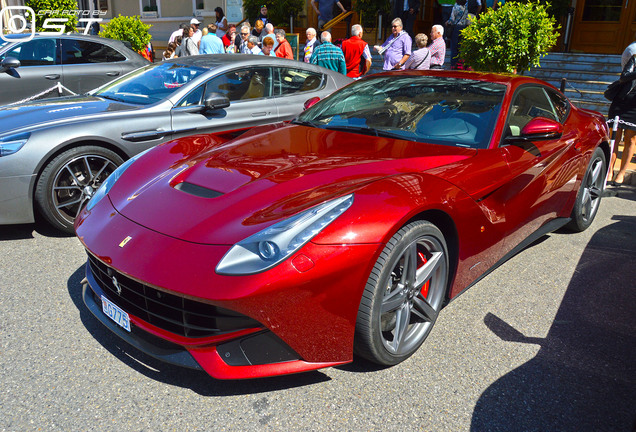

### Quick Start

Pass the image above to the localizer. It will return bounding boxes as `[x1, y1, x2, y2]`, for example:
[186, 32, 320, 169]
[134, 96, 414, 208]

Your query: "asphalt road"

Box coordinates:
[1, 187, 635, 432]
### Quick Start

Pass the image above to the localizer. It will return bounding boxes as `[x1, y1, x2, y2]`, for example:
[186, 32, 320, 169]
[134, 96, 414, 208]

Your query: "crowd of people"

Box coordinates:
[162, 6, 296, 60]
[160, 0, 492, 77]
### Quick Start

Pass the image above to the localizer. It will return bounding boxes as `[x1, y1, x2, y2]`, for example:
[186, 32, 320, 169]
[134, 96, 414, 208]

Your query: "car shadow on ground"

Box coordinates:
[0, 216, 74, 241]
[471, 215, 636, 432]
[66, 266, 331, 395]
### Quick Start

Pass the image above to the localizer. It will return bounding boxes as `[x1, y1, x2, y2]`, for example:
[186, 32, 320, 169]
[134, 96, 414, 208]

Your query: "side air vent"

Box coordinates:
[174, 182, 224, 198]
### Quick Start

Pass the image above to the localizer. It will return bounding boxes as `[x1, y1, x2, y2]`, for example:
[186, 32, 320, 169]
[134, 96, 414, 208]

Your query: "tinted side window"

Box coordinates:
[274, 67, 324, 96]
[177, 85, 204, 107]
[506, 86, 558, 137]
[61, 39, 126, 64]
[545, 88, 570, 123]
[204, 68, 272, 101]
[3, 38, 58, 66]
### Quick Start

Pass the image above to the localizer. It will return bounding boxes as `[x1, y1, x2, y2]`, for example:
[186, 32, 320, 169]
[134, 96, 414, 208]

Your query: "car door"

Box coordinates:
[272, 66, 327, 121]
[170, 67, 278, 139]
[0, 37, 62, 105]
[499, 85, 579, 250]
[60, 38, 124, 94]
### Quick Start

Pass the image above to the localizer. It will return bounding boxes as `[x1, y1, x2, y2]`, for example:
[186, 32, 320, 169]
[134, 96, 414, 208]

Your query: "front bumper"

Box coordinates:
[77, 198, 380, 379]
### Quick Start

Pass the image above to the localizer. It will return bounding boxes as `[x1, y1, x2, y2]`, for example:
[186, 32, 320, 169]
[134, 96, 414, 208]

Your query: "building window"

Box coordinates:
[192, 0, 219, 17]
[140, 0, 160, 17]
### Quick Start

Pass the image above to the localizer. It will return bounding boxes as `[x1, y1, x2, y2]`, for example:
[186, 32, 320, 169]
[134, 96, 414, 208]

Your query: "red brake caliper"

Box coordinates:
[417, 251, 430, 298]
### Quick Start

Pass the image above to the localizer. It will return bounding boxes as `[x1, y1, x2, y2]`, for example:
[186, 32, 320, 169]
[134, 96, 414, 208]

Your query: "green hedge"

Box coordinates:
[25, 0, 78, 33]
[99, 15, 152, 53]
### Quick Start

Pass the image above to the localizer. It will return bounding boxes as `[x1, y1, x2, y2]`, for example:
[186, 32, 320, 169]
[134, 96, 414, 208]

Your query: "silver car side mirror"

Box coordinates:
[0, 57, 20, 73]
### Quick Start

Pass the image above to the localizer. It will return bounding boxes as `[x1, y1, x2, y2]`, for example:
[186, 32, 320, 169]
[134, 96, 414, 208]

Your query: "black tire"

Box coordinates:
[565, 147, 606, 232]
[35, 146, 124, 233]
[354, 221, 449, 365]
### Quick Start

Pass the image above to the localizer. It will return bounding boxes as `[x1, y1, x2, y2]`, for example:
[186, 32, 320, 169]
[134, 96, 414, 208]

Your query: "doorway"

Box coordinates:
[570, 0, 636, 54]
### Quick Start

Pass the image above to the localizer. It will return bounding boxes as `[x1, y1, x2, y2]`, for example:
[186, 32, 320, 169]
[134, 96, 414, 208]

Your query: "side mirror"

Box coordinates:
[515, 117, 563, 141]
[204, 92, 230, 111]
[0, 56, 20, 73]
[304, 96, 320, 110]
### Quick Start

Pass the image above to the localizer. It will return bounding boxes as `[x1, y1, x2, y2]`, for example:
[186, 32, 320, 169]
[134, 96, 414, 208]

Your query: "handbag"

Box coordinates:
[604, 79, 629, 102]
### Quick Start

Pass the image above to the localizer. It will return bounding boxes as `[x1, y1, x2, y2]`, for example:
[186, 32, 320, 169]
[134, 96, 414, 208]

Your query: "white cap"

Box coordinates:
[190, 18, 201, 25]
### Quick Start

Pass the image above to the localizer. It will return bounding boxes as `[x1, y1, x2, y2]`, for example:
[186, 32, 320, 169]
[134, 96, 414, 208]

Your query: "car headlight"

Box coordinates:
[86, 148, 151, 212]
[0, 132, 30, 157]
[216, 194, 354, 275]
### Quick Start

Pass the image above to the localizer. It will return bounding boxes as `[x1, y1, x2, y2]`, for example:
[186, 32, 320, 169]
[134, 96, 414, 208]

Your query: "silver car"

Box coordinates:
[0, 55, 353, 232]
[0, 34, 149, 105]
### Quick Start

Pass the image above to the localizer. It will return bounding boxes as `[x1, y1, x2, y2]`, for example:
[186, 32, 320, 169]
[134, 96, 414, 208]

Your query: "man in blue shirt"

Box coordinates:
[311, 0, 347, 30]
[199, 24, 225, 54]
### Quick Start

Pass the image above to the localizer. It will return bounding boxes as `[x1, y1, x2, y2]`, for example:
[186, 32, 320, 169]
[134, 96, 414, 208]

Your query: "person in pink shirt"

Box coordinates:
[428, 24, 446, 69]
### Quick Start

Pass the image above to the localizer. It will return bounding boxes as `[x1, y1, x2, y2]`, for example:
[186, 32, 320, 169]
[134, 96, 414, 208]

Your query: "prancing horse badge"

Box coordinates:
[119, 236, 132, 248]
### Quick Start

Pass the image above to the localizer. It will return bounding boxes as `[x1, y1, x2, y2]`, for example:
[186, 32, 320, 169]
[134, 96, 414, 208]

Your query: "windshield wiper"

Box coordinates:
[115, 92, 148, 98]
[322, 125, 379, 137]
[98, 94, 125, 102]
[292, 119, 319, 128]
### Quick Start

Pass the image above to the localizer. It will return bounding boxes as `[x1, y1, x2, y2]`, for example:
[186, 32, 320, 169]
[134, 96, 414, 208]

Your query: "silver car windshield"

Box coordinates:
[95, 62, 209, 105]
[297, 75, 506, 149]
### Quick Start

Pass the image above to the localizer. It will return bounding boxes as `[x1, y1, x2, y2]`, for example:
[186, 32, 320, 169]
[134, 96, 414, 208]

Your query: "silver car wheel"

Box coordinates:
[35, 146, 124, 233]
[51, 154, 118, 222]
[355, 221, 449, 365]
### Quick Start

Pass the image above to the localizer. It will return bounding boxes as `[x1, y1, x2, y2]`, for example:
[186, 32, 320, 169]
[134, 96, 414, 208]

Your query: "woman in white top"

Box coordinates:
[215, 7, 228, 38]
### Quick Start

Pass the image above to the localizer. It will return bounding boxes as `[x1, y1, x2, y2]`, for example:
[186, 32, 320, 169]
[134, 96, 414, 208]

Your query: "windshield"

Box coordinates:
[95, 62, 209, 105]
[297, 75, 506, 149]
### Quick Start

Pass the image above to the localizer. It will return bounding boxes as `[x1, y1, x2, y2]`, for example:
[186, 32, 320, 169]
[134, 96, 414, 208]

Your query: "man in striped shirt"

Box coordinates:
[428, 25, 446, 69]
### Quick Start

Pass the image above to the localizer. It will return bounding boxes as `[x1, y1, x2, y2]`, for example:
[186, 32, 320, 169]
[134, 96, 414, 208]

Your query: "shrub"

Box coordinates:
[25, 0, 78, 33]
[242, 0, 304, 27]
[99, 15, 152, 53]
[353, 0, 390, 29]
[459, 1, 559, 74]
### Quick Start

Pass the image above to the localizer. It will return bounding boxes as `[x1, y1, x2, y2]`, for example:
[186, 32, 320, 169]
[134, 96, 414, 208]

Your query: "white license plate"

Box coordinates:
[101, 295, 131, 332]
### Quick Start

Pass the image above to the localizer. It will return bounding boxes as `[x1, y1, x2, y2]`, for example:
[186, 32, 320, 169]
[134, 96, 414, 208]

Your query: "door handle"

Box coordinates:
[251, 112, 267, 117]
[44, 74, 60, 80]
[121, 129, 168, 142]
[106, 71, 120, 76]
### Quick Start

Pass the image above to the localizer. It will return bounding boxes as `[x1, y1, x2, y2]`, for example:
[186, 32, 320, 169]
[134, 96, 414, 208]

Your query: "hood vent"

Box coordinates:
[174, 182, 224, 199]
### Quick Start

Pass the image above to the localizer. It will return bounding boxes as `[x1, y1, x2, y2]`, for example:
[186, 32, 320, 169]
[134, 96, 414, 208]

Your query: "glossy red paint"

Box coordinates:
[187, 347, 350, 380]
[304, 96, 321, 110]
[76, 71, 610, 379]
[520, 117, 564, 137]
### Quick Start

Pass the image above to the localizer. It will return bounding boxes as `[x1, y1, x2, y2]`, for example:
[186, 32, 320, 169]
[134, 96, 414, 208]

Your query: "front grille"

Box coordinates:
[87, 253, 260, 338]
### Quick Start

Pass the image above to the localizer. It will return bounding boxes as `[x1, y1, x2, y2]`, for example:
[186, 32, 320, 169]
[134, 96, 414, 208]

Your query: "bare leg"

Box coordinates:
[615, 129, 636, 184]
[608, 128, 623, 181]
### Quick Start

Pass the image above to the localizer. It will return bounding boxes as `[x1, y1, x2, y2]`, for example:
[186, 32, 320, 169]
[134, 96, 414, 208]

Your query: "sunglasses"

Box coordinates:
[241, 32, 249, 35]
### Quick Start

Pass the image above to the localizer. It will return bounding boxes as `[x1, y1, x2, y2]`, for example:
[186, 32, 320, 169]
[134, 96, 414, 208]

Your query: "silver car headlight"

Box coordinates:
[86, 148, 151, 211]
[216, 194, 354, 275]
[0, 132, 30, 157]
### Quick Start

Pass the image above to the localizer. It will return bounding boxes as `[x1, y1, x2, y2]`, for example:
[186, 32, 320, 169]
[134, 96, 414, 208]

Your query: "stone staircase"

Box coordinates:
[527, 52, 620, 116]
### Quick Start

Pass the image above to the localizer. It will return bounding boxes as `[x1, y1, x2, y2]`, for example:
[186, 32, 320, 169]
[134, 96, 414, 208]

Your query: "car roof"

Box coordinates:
[163, 54, 332, 74]
[369, 69, 559, 91]
[2, 33, 132, 48]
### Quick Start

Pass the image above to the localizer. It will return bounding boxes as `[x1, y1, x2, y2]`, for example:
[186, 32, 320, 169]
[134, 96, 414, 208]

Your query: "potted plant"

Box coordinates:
[459, 1, 559, 74]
